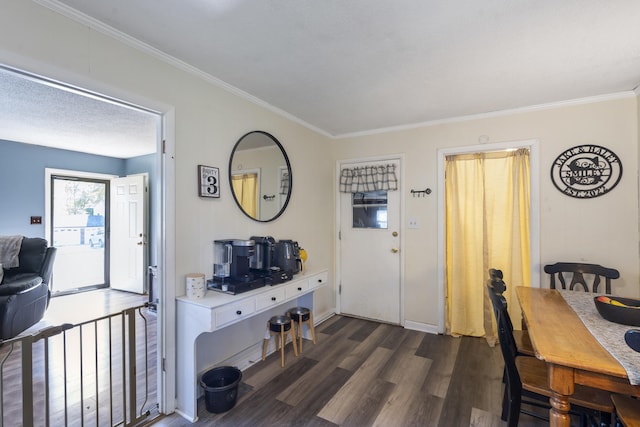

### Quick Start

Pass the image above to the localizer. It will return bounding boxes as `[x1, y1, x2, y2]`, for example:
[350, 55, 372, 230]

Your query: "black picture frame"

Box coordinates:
[198, 165, 220, 198]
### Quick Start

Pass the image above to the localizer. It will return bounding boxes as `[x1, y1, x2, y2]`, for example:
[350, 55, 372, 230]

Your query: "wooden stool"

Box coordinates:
[262, 315, 298, 368]
[286, 307, 316, 353]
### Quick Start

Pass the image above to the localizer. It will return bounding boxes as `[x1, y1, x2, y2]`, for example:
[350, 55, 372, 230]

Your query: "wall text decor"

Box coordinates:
[550, 145, 622, 199]
[198, 165, 220, 198]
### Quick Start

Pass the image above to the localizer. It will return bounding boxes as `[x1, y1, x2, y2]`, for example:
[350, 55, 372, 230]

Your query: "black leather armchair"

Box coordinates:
[0, 237, 57, 340]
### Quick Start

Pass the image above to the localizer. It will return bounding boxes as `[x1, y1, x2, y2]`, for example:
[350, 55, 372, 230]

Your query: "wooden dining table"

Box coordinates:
[516, 286, 640, 427]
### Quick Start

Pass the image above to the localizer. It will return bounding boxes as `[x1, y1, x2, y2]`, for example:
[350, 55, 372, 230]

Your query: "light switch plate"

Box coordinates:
[408, 217, 419, 229]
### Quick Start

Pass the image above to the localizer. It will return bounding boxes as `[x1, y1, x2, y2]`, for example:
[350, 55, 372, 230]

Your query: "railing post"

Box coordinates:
[0, 342, 15, 424]
[21, 335, 34, 426]
[127, 307, 137, 426]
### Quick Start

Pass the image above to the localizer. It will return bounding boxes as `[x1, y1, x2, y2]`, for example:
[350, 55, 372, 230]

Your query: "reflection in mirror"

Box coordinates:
[229, 131, 292, 222]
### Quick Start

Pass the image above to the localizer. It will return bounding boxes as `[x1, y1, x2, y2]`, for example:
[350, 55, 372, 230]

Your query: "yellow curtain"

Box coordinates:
[445, 148, 530, 344]
[231, 173, 258, 217]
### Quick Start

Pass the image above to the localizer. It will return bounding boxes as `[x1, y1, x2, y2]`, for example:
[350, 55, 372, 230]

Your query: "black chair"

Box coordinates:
[489, 284, 615, 427]
[0, 237, 57, 340]
[488, 268, 534, 357]
[611, 394, 640, 427]
[544, 262, 619, 294]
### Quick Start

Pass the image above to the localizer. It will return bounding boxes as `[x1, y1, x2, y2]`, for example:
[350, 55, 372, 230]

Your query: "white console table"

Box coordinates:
[175, 269, 328, 421]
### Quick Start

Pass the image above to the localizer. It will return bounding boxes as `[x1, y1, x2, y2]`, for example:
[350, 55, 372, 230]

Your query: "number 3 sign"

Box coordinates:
[198, 165, 220, 198]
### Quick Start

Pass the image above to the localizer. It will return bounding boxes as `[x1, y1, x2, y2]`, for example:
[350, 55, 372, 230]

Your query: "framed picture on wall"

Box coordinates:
[198, 165, 220, 198]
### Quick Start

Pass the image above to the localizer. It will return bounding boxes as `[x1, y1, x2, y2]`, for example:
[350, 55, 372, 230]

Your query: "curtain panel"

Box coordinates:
[445, 148, 530, 344]
[231, 173, 258, 217]
[339, 164, 398, 193]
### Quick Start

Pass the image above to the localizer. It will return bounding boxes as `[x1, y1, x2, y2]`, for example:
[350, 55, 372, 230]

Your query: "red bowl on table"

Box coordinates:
[594, 296, 640, 327]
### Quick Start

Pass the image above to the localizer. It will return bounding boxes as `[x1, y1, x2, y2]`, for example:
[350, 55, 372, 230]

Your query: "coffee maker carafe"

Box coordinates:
[213, 240, 233, 279]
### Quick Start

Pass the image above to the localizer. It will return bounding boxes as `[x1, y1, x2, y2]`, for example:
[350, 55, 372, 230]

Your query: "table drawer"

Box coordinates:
[255, 287, 286, 311]
[285, 280, 309, 299]
[308, 272, 328, 290]
[214, 299, 256, 328]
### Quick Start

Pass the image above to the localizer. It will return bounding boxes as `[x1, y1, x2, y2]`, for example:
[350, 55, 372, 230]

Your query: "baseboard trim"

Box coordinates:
[404, 320, 439, 335]
[314, 309, 335, 325]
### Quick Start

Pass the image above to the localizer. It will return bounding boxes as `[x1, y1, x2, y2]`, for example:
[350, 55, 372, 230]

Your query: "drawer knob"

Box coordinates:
[271, 297, 277, 301]
[236, 310, 242, 315]
[298, 287, 302, 291]
[317, 279, 322, 283]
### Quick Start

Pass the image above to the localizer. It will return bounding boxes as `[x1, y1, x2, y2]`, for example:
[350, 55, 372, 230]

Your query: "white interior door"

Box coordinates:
[339, 159, 401, 324]
[110, 174, 147, 294]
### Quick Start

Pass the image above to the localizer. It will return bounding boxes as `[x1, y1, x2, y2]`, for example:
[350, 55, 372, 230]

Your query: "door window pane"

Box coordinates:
[352, 190, 388, 229]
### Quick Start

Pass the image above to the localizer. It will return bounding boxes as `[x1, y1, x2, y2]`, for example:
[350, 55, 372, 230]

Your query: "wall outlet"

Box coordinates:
[30, 216, 42, 224]
[408, 217, 419, 229]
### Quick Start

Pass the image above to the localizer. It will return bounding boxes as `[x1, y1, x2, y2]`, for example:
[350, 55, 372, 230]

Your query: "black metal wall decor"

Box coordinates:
[410, 188, 431, 197]
[550, 144, 622, 199]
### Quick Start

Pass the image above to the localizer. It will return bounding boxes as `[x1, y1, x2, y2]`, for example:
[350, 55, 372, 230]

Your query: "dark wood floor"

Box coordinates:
[152, 315, 549, 427]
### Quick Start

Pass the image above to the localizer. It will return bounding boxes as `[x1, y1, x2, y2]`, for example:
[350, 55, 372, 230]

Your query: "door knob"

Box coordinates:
[391, 248, 399, 253]
[392, 231, 398, 237]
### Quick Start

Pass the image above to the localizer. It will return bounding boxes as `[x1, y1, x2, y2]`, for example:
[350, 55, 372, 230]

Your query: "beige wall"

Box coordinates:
[0, 0, 335, 360]
[333, 96, 640, 327]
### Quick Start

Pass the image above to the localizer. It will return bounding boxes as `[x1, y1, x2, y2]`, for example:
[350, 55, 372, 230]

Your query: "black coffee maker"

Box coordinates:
[274, 239, 302, 278]
[250, 236, 289, 284]
[249, 236, 275, 271]
[228, 239, 255, 282]
[208, 239, 265, 294]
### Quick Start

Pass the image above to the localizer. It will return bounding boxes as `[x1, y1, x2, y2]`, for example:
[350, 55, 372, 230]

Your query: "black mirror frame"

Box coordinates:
[228, 130, 292, 222]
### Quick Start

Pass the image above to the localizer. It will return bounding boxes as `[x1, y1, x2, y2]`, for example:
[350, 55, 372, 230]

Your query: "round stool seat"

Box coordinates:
[268, 315, 292, 332]
[287, 307, 311, 322]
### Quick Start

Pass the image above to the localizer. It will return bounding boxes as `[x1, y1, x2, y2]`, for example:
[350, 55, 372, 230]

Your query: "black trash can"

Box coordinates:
[200, 366, 243, 413]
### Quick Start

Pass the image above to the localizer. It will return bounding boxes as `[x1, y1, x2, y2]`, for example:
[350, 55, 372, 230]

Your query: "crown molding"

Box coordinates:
[334, 91, 637, 139]
[33, 0, 332, 139]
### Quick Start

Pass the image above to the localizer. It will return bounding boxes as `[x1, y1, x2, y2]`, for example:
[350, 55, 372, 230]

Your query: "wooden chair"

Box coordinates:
[488, 268, 535, 357]
[489, 285, 615, 427]
[543, 262, 620, 294]
[611, 394, 640, 427]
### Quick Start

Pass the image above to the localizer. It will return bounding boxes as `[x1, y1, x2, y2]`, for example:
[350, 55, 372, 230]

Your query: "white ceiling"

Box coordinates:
[0, 67, 159, 158]
[5, 0, 640, 156]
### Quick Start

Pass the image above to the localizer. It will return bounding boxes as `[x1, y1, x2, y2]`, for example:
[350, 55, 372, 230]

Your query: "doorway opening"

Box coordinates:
[1, 62, 174, 416]
[50, 173, 110, 295]
[436, 140, 540, 335]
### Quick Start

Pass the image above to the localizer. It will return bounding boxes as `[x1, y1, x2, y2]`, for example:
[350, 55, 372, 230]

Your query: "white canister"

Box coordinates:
[186, 273, 206, 298]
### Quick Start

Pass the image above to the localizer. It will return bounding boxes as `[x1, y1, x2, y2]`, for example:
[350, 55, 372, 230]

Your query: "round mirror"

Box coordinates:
[229, 131, 292, 222]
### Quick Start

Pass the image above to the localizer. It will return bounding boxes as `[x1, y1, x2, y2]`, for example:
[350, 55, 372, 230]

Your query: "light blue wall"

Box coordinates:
[0, 139, 126, 238]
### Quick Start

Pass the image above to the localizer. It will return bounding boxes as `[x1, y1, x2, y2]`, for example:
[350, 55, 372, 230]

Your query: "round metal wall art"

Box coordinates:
[550, 144, 622, 199]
